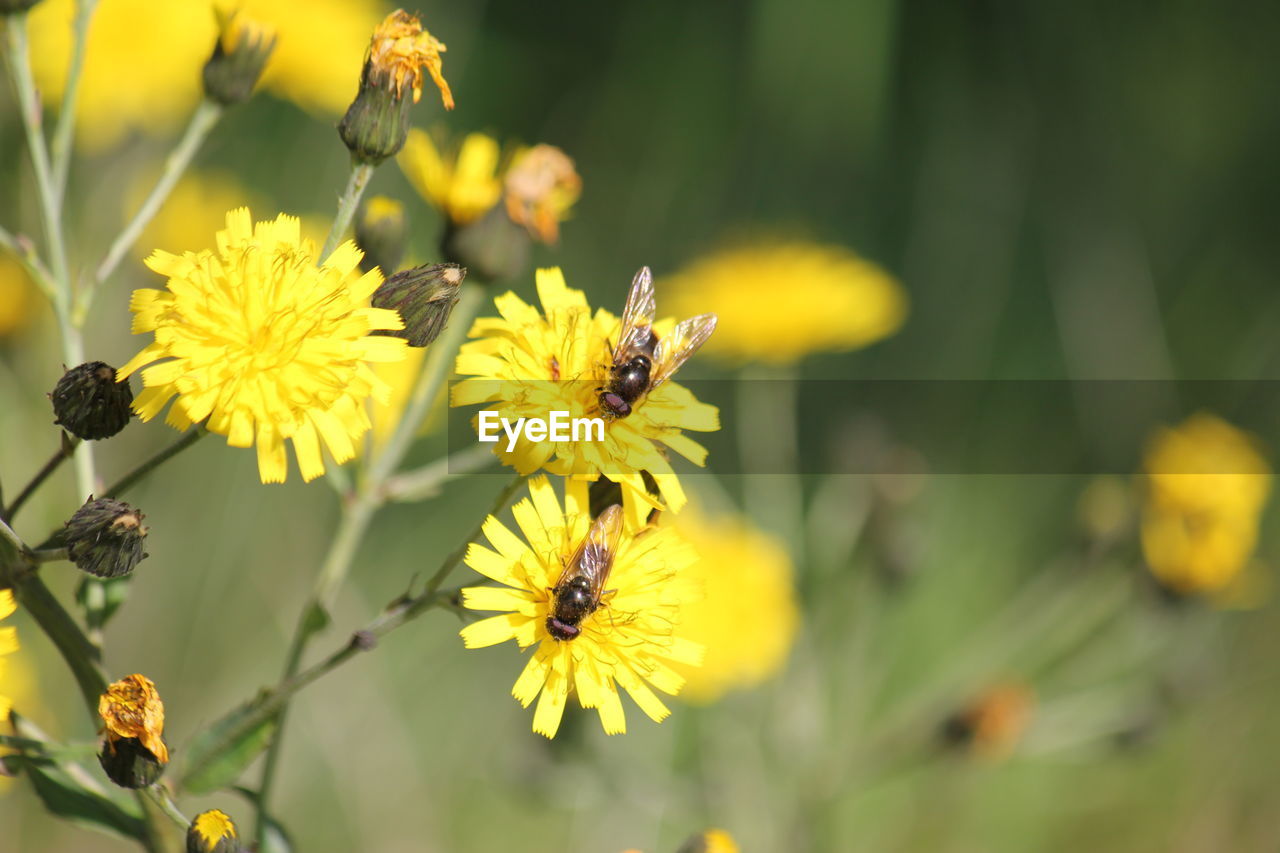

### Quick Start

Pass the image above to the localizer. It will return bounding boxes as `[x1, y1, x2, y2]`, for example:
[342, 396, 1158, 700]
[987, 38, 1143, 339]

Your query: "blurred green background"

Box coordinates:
[3, 0, 1280, 850]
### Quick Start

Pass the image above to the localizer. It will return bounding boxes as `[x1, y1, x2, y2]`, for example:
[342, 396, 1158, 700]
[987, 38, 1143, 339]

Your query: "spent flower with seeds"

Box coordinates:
[50, 362, 134, 440]
[452, 268, 719, 528]
[117, 208, 408, 483]
[460, 476, 703, 738]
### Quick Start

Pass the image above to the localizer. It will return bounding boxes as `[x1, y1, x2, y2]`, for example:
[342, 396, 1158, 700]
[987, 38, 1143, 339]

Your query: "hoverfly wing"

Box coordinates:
[650, 313, 717, 389]
[614, 266, 657, 364]
[555, 504, 624, 599]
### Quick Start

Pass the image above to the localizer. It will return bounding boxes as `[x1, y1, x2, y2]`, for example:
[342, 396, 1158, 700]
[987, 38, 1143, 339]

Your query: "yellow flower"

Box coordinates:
[369, 346, 426, 450]
[670, 508, 798, 703]
[460, 476, 703, 738]
[117, 208, 408, 483]
[365, 9, 452, 109]
[0, 253, 40, 338]
[399, 129, 504, 226]
[503, 145, 581, 244]
[662, 241, 907, 364]
[29, 0, 387, 150]
[1141, 413, 1271, 595]
[98, 674, 168, 764]
[188, 809, 238, 853]
[451, 267, 720, 528]
[0, 591, 19, 721]
[127, 169, 263, 259]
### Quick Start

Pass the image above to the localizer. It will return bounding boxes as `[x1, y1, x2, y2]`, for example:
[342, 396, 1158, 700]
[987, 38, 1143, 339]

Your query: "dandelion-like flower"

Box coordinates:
[399, 128, 504, 225]
[99, 674, 169, 764]
[452, 268, 719, 527]
[117, 208, 408, 484]
[460, 476, 703, 738]
[663, 241, 907, 364]
[503, 145, 582, 244]
[1141, 413, 1272, 595]
[670, 508, 799, 703]
[0, 591, 18, 720]
[366, 9, 453, 109]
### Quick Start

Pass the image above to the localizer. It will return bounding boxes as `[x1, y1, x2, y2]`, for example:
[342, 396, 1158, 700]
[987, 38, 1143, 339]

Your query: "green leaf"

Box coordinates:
[180, 693, 278, 794]
[12, 755, 146, 842]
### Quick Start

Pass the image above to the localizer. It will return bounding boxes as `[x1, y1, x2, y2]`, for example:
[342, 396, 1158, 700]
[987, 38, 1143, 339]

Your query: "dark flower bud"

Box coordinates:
[441, 203, 530, 284]
[98, 737, 166, 789]
[50, 362, 133, 440]
[355, 196, 408, 275]
[202, 7, 277, 106]
[371, 263, 465, 347]
[187, 809, 241, 853]
[65, 498, 149, 579]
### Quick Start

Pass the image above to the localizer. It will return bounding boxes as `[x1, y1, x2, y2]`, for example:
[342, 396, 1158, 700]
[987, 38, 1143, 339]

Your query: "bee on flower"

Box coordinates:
[459, 476, 703, 738]
[452, 267, 720, 528]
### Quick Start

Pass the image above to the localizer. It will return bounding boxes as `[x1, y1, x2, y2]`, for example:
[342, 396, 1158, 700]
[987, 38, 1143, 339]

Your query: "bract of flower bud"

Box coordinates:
[356, 196, 408, 275]
[65, 497, 149, 579]
[202, 5, 277, 106]
[371, 263, 465, 347]
[98, 674, 168, 788]
[187, 809, 240, 853]
[50, 362, 134, 440]
[441, 204, 530, 284]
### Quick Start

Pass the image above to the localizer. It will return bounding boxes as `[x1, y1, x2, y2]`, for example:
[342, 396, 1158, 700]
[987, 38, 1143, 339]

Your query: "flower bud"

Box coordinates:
[187, 809, 240, 853]
[98, 674, 168, 789]
[340, 11, 453, 165]
[441, 203, 530, 284]
[65, 497, 149, 579]
[356, 196, 408, 275]
[50, 362, 133, 440]
[202, 6, 277, 106]
[371, 263, 465, 347]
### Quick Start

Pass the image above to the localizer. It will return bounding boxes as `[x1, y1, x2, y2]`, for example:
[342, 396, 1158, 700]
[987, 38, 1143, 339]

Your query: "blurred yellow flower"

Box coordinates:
[368, 346, 426, 450]
[1141, 413, 1271, 595]
[29, 0, 387, 150]
[0, 591, 18, 721]
[460, 476, 703, 738]
[662, 242, 907, 364]
[118, 208, 407, 483]
[0, 254, 39, 338]
[98, 673, 168, 764]
[503, 144, 581, 244]
[451, 267, 720, 529]
[671, 509, 798, 703]
[127, 169, 263, 259]
[399, 129, 504, 226]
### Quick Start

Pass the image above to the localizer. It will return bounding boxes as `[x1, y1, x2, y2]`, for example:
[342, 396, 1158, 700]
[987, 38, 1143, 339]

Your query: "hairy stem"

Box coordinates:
[319, 161, 375, 260]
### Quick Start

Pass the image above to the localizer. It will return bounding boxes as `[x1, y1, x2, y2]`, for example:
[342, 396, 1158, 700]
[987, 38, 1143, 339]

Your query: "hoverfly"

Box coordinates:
[546, 504, 624, 641]
[598, 267, 717, 419]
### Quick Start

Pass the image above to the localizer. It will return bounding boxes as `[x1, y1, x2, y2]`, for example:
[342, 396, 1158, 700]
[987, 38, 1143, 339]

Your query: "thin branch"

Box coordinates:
[2, 433, 80, 523]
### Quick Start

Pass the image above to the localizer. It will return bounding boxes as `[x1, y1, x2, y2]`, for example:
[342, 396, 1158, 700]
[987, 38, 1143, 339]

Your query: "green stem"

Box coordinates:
[252, 287, 486, 847]
[737, 364, 804, 563]
[382, 445, 495, 503]
[320, 161, 375, 260]
[102, 427, 207, 498]
[5, 12, 93, 497]
[9, 571, 107, 714]
[141, 785, 190, 830]
[0, 222, 58, 300]
[88, 99, 224, 310]
[2, 433, 79, 523]
[50, 0, 100, 200]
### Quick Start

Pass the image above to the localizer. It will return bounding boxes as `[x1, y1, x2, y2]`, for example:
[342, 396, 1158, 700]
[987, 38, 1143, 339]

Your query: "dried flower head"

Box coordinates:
[460, 476, 703, 738]
[117, 208, 408, 483]
[98, 674, 168, 786]
[367, 9, 452, 108]
[503, 145, 581, 244]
